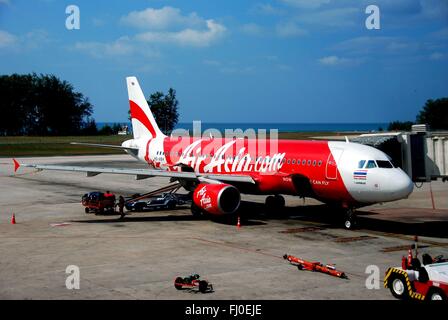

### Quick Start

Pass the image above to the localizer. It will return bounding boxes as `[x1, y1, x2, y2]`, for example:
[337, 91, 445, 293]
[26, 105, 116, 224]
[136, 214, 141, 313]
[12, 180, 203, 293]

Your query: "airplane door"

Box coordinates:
[326, 148, 343, 180]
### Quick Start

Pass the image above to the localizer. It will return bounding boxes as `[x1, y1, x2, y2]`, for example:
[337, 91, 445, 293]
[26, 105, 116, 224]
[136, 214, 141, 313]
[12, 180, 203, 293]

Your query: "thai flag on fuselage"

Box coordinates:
[353, 169, 368, 180]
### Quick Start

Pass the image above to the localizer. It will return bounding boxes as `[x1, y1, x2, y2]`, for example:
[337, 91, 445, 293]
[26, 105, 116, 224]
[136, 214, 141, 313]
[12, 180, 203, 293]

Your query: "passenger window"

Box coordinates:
[366, 160, 377, 168]
[312, 160, 316, 166]
[307, 160, 311, 166]
[292, 159, 296, 164]
[297, 159, 300, 165]
[318, 160, 322, 166]
[302, 160, 306, 165]
[287, 159, 291, 164]
[358, 160, 366, 168]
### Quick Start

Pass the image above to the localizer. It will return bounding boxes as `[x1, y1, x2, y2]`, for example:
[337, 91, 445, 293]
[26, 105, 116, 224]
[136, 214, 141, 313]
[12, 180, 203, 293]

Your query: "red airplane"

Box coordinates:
[15, 77, 413, 229]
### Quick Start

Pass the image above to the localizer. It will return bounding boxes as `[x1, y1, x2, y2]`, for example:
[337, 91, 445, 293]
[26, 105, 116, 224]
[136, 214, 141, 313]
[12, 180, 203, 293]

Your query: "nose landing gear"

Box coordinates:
[343, 208, 357, 230]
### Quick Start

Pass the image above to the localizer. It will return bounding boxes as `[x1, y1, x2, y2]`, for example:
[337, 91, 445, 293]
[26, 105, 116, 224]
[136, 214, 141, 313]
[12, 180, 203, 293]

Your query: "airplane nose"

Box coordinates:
[393, 171, 414, 199]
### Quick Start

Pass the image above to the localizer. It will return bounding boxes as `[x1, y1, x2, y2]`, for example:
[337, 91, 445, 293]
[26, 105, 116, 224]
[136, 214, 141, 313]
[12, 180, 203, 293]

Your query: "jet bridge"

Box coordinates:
[352, 125, 448, 183]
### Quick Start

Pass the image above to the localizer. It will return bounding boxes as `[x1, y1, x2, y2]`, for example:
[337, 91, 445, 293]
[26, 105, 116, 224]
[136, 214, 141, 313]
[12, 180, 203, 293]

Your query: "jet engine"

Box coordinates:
[192, 183, 240, 215]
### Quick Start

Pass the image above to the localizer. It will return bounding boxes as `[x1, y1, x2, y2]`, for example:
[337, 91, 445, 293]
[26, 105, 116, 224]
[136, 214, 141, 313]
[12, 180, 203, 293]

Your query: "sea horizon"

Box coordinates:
[97, 121, 389, 133]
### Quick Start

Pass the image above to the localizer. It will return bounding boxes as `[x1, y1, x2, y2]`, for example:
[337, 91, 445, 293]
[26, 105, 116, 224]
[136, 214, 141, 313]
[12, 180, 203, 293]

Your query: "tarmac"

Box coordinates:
[1, 155, 447, 300]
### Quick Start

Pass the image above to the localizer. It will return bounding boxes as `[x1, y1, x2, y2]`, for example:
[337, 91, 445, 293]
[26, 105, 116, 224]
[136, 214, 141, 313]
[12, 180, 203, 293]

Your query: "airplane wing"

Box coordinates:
[14, 160, 255, 184]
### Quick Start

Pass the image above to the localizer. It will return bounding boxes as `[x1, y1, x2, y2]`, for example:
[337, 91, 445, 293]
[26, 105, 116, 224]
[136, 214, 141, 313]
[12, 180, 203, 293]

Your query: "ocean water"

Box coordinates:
[173, 122, 388, 133]
[97, 122, 388, 133]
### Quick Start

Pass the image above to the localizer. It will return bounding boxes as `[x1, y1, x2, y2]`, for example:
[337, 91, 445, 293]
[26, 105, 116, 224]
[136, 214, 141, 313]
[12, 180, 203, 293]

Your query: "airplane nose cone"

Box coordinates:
[393, 172, 414, 199]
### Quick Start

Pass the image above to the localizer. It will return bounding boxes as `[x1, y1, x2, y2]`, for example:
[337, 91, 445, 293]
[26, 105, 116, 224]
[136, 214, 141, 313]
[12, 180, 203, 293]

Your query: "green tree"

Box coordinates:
[98, 124, 114, 135]
[81, 118, 98, 135]
[387, 121, 414, 131]
[0, 74, 34, 135]
[0, 73, 93, 135]
[416, 98, 448, 130]
[128, 88, 179, 134]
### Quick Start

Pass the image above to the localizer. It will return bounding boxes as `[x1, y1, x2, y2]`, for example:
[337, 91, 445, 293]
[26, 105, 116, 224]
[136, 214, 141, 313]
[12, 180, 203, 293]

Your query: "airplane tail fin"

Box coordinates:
[126, 76, 165, 140]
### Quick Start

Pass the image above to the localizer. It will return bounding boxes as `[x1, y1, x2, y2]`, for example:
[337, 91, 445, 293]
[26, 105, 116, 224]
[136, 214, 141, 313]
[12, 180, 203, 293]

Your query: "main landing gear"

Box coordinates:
[190, 202, 204, 218]
[265, 195, 285, 210]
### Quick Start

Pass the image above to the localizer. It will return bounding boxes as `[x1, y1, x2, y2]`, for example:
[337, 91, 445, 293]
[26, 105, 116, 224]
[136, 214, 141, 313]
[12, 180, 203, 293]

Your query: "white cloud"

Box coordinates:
[318, 55, 361, 66]
[251, 3, 284, 15]
[135, 19, 226, 47]
[241, 23, 265, 36]
[203, 60, 221, 66]
[0, 29, 52, 51]
[319, 55, 340, 65]
[429, 52, 446, 61]
[220, 65, 255, 75]
[74, 7, 226, 58]
[420, 0, 448, 20]
[74, 37, 136, 58]
[120, 6, 203, 30]
[276, 21, 307, 37]
[0, 30, 17, 48]
[24, 29, 50, 49]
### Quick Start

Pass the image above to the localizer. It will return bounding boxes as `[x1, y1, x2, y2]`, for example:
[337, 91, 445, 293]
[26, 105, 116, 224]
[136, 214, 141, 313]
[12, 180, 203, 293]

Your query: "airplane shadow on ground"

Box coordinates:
[237, 201, 448, 239]
[73, 201, 448, 238]
[72, 207, 199, 224]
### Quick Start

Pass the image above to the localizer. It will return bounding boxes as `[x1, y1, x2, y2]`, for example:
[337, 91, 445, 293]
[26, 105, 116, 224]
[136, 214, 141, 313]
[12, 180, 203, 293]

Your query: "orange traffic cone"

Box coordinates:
[11, 213, 16, 225]
[237, 216, 241, 229]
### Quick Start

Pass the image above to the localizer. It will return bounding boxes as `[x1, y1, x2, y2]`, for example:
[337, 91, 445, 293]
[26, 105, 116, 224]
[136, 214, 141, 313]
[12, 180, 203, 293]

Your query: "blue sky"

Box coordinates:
[0, 0, 447, 123]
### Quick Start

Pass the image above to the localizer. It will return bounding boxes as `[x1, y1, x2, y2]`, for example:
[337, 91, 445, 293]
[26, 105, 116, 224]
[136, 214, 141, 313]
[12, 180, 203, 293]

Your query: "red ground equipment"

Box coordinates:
[174, 274, 213, 293]
[384, 237, 448, 301]
[82, 191, 116, 214]
[283, 254, 348, 279]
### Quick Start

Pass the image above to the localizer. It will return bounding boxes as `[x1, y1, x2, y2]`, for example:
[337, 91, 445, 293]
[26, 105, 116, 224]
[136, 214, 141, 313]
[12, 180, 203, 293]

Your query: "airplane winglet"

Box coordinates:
[13, 158, 20, 173]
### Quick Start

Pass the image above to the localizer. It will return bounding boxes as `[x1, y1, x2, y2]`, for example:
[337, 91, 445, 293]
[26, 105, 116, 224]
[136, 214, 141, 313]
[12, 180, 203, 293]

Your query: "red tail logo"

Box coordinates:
[129, 100, 157, 137]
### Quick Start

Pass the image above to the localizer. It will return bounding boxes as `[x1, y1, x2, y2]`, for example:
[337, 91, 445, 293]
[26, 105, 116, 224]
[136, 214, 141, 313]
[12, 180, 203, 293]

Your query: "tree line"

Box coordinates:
[388, 98, 448, 131]
[0, 73, 97, 136]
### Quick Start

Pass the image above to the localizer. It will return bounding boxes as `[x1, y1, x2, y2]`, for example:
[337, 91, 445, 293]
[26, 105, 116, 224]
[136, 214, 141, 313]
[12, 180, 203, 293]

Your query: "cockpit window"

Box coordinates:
[358, 160, 366, 169]
[377, 160, 394, 168]
[366, 160, 377, 168]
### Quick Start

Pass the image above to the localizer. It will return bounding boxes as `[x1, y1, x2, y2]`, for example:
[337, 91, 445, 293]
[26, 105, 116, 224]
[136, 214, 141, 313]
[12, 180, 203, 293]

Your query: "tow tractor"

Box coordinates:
[174, 274, 213, 293]
[384, 237, 448, 301]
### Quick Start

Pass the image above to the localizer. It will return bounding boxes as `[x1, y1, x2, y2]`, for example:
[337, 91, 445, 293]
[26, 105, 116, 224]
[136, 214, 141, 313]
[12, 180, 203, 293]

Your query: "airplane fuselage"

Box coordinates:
[122, 135, 414, 208]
